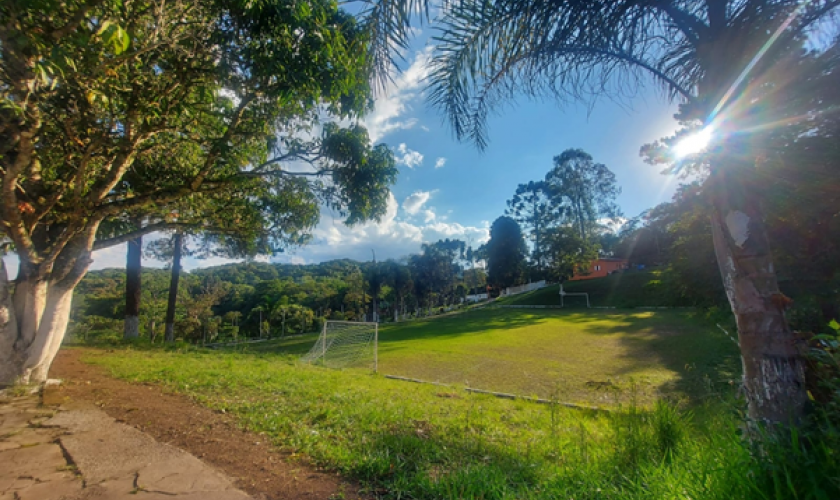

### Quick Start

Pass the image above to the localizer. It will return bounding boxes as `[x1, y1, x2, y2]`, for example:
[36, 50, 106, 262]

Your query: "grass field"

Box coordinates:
[81, 344, 837, 499]
[238, 308, 740, 406]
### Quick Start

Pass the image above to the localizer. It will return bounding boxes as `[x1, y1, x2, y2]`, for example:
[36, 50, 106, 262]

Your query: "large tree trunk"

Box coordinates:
[22, 283, 74, 383]
[1, 260, 87, 386]
[709, 162, 807, 424]
[124, 235, 142, 339]
[164, 232, 183, 342]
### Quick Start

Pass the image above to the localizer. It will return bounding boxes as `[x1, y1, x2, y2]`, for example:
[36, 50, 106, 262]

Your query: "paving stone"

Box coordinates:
[1, 394, 253, 500]
[0, 444, 68, 493]
[2, 427, 58, 447]
[15, 477, 83, 500]
[136, 458, 235, 494]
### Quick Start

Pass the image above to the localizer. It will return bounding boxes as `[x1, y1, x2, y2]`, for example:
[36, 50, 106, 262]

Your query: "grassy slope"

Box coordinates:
[83, 343, 834, 500]
[497, 269, 677, 308]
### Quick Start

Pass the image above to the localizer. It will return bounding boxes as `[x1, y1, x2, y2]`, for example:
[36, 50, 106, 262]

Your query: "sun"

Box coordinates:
[673, 127, 714, 159]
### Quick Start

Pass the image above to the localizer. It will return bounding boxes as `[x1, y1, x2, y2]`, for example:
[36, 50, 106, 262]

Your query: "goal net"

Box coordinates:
[301, 321, 378, 371]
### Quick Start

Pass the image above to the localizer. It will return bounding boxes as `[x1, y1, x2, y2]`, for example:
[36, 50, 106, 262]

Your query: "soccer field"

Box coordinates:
[243, 308, 740, 406]
[377, 308, 738, 405]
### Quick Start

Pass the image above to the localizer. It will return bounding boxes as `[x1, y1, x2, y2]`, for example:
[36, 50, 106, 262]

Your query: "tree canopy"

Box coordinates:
[484, 216, 527, 289]
[0, 0, 399, 384]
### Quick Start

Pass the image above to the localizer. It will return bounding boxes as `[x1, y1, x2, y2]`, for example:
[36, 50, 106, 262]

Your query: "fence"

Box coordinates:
[499, 280, 546, 297]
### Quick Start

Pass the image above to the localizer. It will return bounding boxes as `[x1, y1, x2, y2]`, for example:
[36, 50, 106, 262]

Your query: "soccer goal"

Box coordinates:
[301, 321, 378, 372]
[559, 284, 591, 308]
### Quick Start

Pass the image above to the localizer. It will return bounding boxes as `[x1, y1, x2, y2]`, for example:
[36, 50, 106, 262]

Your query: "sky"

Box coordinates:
[3, 30, 688, 276]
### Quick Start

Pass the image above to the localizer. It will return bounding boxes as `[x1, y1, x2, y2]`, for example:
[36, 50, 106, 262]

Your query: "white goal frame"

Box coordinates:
[559, 284, 590, 308]
[302, 320, 379, 372]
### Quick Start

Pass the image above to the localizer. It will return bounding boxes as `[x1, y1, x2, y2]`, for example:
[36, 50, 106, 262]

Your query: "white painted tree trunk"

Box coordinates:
[12, 276, 46, 353]
[0, 257, 79, 387]
[19, 284, 74, 384]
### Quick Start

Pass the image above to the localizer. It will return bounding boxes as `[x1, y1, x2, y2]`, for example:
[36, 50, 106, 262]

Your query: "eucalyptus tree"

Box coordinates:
[364, 258, 387, 322]
[0, 0, 397, 385]
[364, 0, 840, 424]
[545, 149, 622, 241]
[384, 260, 413, 321]
[505, 180, 555, 274]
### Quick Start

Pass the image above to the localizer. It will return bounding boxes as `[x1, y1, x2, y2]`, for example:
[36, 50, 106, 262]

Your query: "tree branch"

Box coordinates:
[544, 45, 695, 100]
[654, 2, 707, 44]
[190, 94, 255, 191]
[93, 221, 181, 250]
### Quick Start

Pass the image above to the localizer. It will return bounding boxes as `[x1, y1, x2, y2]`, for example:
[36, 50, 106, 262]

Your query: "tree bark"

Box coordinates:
[124, 235, 142, 339]
[164, 232, 183, 342]
[22, 283, 74, 383]
[709, 161, 807, 424]
[12, 270, 47, 353]
[0, 259, 23, 386]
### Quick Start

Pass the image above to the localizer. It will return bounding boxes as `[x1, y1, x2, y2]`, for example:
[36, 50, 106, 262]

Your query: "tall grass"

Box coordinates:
[85, 347, 839, 499]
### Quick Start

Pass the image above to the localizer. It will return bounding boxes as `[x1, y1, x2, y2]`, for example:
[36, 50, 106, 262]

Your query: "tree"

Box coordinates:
[408, 239, 465, 311]
[543, 226, 600, 283]
[364, 256, 386, 322]
[370, 0, 840, 424]
[1, 0, 397, 385]
[484, 217, 527, 289]
[545, 149, 622, 241]
[124, 232, 142, 339]
[506, 181, 555, 274]
[384, 260, 413, 322]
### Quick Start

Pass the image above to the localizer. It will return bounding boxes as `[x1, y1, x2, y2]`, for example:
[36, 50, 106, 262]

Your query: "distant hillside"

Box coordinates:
[497, 269, 699, 308]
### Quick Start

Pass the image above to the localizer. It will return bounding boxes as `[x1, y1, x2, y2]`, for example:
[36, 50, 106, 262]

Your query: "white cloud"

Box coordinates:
[598, 217, 629, 234]
[434, 157, 447, 169]
[396, 143, 424, 169]
[282, 191, 490, 263]
[402, 190, 433, 215]
[362, 48, 433, 142]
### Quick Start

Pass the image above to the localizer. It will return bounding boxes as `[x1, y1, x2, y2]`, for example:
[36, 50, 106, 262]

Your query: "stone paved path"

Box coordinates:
[0, 390, 253, 500]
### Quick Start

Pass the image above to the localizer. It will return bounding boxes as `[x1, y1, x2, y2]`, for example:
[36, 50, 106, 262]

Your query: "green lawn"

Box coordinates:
[238, 308, 740, 406]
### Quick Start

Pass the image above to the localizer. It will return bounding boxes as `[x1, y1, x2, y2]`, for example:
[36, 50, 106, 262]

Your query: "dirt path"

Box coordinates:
[48, 349, 367, 500]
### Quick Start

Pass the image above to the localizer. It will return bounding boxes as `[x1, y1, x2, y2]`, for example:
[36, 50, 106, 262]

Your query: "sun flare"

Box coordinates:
[673, 127, 714, 158]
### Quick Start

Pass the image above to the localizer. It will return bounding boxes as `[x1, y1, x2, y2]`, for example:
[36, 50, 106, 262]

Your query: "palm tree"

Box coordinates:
[360, 0, 840, 424]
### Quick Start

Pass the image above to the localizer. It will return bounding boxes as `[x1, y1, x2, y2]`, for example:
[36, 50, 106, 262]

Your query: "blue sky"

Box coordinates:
[3, 36, 688, 275]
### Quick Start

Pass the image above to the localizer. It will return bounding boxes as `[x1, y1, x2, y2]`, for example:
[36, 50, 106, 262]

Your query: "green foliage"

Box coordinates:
[409, 239, 466, 308]
[68, 246, 479, 342]
[1, 0, 396, 284]
[546, 149, 622, 240]
[542, 226, 599, 282]
[505, 181, 555, 272]
[484, 216, 527, 289]
[498, 269, 710, 309]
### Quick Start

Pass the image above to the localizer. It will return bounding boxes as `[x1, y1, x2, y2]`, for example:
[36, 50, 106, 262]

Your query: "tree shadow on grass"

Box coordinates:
[558, 311, 741, 406]
[377, 309, 547, 353]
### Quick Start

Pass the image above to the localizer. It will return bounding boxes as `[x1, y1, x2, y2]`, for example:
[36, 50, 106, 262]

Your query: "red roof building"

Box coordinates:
[569, 258, 629, 281]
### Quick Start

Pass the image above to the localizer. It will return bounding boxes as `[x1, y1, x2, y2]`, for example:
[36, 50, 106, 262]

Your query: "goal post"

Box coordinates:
[301, 320, 379, 372]
[559, 284, 591, 308]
